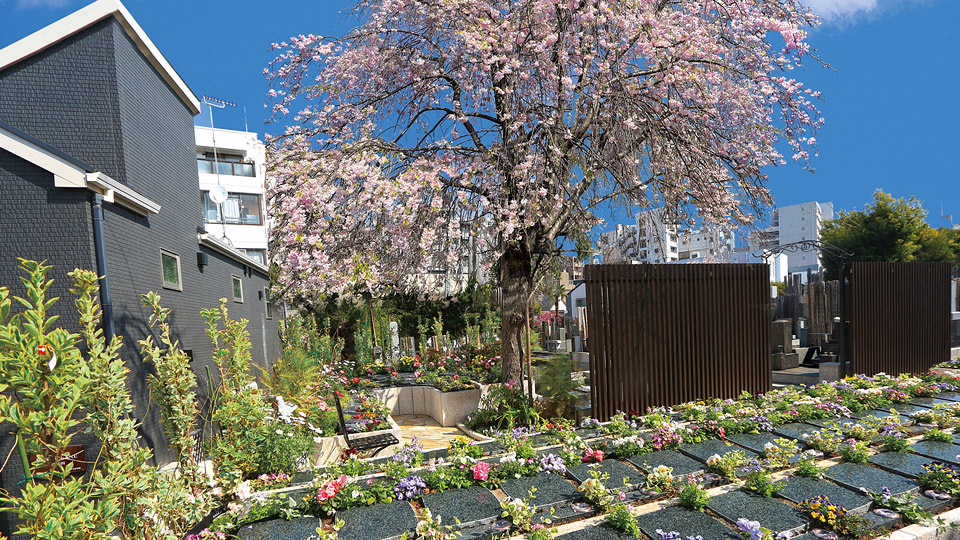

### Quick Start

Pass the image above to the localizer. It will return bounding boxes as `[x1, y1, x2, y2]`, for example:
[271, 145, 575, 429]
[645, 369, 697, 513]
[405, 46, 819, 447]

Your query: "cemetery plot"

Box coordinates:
[626, 450, 706, 478]
[500, 473, 581, 508]
[421, 486, 503, 527]
[824, 462, 919, 497]
[679, 439, 758, 463]
[776, 476, 871, 514]
[868, 451, 938, 478]
[909, 441, 960, 464]
[336, 501, 419, 540]
[635, 505, 742, 540]
[707, 490, 809, 536]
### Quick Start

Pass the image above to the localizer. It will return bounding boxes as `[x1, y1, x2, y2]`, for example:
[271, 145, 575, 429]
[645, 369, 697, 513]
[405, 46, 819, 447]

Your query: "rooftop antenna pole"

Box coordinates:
[202, 95, 237, 246]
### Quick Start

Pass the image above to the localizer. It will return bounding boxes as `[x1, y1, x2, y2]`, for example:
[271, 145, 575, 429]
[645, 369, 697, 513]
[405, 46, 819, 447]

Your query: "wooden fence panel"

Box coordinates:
[585, 263, 770, 420]
[850, 262, 950, 376]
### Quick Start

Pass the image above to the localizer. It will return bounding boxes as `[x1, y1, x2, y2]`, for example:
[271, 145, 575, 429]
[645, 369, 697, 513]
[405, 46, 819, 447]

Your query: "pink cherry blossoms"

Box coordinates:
[266, 0, 824, 304]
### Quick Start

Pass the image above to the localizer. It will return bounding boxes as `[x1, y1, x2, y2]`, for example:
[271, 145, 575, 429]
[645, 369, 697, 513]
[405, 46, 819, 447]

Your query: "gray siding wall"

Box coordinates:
[0, 19, 126, 181]
[0, 151, 100, 539]
[0, 19, 281, 535]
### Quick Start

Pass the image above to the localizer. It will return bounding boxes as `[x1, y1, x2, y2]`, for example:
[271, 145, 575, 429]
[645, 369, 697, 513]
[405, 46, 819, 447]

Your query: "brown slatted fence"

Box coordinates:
[585, 263, 770, 420]
[849, 262, 950, 376]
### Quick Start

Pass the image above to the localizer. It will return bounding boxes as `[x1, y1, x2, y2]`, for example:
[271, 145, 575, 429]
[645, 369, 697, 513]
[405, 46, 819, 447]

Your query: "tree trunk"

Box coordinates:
[500, 242, 532, 383]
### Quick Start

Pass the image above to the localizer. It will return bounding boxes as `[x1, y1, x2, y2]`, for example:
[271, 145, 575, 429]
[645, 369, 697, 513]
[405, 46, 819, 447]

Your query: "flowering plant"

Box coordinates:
[800, 496, 869, 538]
[316, 474, 349, 503]
[838, 438, 870, 464]
[678, 481, 711, 511]
[861, 486, 935, 524]
[644, 464, 675, 492]
[471, 461, 491, 482]
[538, 453, 567, 476]
[706, 450, 746, 480]
[500, 488, 538, 531]
[581, 447, 604, 463]
[412, 509, 462, 539]
[394, 475, 427, 500]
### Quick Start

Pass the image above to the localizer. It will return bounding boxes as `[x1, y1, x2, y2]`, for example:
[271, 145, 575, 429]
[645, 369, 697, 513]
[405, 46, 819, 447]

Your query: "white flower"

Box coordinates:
[277, 396, 298, 423]
[500, 452, 517, 463]
[314, 436, 323, 444]
[351, 490, 361, 498]
[47, 351, 57, 372]
[275, 429, 284, 435]
[706, 454, 721, 466]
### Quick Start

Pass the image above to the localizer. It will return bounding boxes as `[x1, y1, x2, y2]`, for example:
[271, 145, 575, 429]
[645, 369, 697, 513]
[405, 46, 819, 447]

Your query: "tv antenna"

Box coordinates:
[203, 95, 237, 247]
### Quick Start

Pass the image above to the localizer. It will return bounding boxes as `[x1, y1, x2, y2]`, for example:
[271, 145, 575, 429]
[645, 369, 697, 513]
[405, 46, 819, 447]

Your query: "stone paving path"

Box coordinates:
[393, 414, 465, 450]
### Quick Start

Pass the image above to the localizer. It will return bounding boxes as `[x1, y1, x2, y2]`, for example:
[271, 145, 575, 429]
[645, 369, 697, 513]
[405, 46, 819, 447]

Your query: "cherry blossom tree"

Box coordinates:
[265, 0, 824, 382]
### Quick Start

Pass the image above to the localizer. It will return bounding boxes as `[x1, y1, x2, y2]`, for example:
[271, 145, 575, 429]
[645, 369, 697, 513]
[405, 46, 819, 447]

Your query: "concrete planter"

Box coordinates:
[311, 415, 402, 467]
[372, 384, 482, 427]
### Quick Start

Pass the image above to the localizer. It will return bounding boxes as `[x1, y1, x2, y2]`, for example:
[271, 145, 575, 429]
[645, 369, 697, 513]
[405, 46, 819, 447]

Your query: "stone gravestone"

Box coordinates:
[389, 321, 400, 360]
[771, 319, 799, 370]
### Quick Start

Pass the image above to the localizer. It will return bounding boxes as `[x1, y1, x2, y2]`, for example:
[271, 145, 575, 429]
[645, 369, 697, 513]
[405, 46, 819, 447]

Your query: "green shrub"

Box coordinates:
[253, 421, 314, 476]
[678, 481, 711, 511]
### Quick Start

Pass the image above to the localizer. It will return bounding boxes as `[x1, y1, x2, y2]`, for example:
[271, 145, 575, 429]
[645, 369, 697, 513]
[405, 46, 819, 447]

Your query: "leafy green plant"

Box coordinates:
[862, 487, 935, 524]
[794, 456, 825, 479]
[0, 260, 212, 538]
[252, 421, 313, 476]
[605, 503, 641, 537]
[678, 481, 711, 511]
[536, 354, 579, 419]
[743, 468, 784, 498]
[466, 381, 542, 432]
[501, 487, 538, 531]
[139, 291, 200, 470]
[706, 450, 746, 480]
[923, 428, 954, 443]
[881, 433, 910, 453]
[203, 299, 270, 489]
[838, 439, 870, 464]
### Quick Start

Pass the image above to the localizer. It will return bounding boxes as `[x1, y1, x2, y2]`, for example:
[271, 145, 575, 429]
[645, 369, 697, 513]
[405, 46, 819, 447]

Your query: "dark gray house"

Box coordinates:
[0, 0, 281, 531]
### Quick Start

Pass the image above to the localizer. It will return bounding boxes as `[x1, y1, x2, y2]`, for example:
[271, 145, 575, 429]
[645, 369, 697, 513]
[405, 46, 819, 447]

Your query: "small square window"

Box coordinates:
[160, 249, 182, 290]
[231, 275, 243, 303]
[265, 287, 275, 319]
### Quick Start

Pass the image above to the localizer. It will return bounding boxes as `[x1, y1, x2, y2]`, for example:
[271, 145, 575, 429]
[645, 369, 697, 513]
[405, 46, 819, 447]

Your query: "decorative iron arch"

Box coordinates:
[762, 240, 853, 264]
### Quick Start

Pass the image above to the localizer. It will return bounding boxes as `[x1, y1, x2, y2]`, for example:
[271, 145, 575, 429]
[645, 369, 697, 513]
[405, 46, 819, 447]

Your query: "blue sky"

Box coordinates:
[1, 0, 957, 229]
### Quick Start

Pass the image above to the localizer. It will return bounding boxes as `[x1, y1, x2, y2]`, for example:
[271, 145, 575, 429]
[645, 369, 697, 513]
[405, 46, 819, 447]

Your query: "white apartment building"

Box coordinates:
[748, 201, 834, 275]
[195, 126, 269, 265]
[678, 226, 735, 260]
[598, 210, 738, 264]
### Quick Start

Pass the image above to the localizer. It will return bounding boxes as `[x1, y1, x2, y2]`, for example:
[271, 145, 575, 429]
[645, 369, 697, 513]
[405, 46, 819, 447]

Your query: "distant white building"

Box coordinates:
[598, 209, 741, 264]
[597, 209, 681, 264]
[748, 201, 834, 275]
[195, 126, 269, 265]
[678, 226, 735, 260]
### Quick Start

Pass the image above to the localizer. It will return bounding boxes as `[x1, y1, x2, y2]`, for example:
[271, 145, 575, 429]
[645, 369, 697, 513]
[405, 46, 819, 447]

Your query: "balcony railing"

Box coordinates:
[197, 159, 255, 177]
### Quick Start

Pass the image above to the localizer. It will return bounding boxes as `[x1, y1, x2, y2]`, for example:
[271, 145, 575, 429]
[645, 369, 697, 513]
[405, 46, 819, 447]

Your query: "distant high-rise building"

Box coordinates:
[748, 201, 834, 275]
[598, 209, 737, 264]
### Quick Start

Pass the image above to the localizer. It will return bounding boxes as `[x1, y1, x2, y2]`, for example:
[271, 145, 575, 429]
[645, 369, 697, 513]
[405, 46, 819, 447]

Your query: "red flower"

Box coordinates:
[352, 377, 360, 384]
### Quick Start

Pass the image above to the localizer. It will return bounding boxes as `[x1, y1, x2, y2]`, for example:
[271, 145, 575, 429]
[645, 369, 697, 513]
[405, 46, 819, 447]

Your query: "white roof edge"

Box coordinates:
[0, 124, 161, 216]
[198, 233, 270, 274]
[0, 0, 201, 115]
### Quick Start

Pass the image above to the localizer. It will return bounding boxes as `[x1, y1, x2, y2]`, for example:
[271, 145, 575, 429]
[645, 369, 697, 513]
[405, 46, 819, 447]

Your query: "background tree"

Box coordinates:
[265, 0, 824, 381]
[820, 190, 959, 278]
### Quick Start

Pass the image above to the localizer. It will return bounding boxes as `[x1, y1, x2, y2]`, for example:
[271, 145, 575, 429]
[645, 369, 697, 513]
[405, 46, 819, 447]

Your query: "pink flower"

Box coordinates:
[581, 448, 604, 463]
[471, 461, 491, 481]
